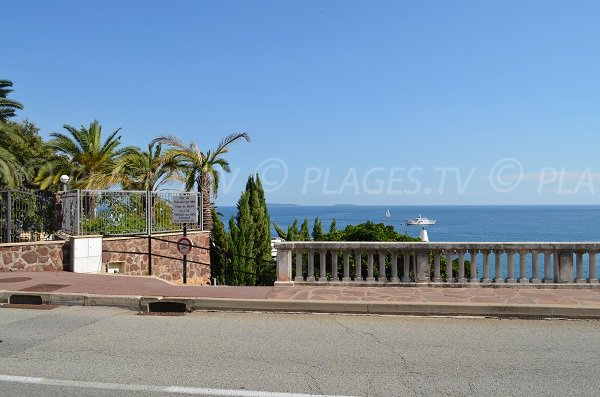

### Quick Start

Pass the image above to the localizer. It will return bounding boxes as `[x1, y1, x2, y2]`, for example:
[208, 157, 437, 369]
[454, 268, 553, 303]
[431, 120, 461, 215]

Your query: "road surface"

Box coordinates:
[1, 306, 599, 396]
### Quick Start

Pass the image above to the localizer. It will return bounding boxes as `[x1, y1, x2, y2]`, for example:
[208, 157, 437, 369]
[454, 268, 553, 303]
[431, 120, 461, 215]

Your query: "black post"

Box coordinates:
[6, 191, 12, 243]
[147, 190, 152, 276]
[148, 234, 152, 276]
[183, 223, 187, 284]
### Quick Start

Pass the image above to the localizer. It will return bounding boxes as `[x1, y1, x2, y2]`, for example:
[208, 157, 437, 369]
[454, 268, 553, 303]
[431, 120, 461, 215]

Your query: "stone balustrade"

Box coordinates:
[274, 242, 600, 286]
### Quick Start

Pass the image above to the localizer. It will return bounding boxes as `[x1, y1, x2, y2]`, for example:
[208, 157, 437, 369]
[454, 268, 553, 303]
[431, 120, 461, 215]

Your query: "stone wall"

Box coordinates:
[0, 240, 67, 272]
[102, 231, 211, 284]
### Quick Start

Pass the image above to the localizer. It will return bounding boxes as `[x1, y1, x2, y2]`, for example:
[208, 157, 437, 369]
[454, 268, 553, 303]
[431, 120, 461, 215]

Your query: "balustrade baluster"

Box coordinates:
[342, 250, 351, 282]
[544, 251, 553, 283]
[402, 250, 410, 282]
[367, 251, 375, 282]
[319, 250, 327, 282]
[295, 250, 303, 282]
[589, 252, 598, 283]
[494, 250, 504, 284]
[354, 250, 363, 282]
[506, 251, 516, 283]
[378, 250, 387, 283]
[576, 251, 586, 283]
[458, 251, 466, 283]
[482, 250, 490, 283]
[307, 250, 315, 282]
[470, 249, 479, 283]
[445, 251, 453, 283]
[519, 251, 528, 284]
[331, 250, 339, 282]
[433, 251, 441, 282]
[390, 251, 399, 283]
[531, 251, 540, 283]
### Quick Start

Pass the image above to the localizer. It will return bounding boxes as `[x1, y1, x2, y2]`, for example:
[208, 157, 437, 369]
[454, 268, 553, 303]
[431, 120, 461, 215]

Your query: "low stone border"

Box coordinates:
[2, 290, 600, 320]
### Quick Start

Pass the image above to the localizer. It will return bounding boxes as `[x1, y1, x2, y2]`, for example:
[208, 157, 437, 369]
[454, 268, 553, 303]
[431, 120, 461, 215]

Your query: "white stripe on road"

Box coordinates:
[0, 374, 356, 397]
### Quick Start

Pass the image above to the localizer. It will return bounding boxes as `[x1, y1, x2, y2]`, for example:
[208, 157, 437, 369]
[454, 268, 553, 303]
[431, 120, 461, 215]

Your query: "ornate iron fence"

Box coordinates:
[0, 189, 56, 243]
[60, 190, 203, 236]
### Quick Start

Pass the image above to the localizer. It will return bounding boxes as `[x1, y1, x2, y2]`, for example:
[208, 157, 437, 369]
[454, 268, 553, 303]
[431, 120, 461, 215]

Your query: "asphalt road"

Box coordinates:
[1, 306, 599, 397]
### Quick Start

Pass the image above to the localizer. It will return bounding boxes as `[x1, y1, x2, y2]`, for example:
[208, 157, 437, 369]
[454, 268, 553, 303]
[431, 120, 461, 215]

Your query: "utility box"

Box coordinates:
[71, 235, 103, 273]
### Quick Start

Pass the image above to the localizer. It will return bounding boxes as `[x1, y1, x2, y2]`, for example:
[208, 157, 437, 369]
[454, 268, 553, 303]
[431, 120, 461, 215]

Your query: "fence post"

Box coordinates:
[274, 246, 293, 286]
[75, 190, 81, 235]
[6, 190, 12, 243]
[146, 191, 152, 276]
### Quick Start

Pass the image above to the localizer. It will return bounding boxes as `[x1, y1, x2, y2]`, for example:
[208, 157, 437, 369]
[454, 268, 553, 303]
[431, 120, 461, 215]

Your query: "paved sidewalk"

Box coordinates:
[2, 272, 600, 319]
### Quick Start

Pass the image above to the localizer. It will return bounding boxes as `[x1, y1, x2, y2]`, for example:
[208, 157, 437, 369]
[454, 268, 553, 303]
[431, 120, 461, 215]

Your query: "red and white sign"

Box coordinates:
[177, 237, 192, 255]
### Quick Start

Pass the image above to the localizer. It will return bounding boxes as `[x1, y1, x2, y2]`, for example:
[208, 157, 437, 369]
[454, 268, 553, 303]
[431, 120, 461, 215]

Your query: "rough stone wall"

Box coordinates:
[0, 241, 67, 272]
[102, 231, 211, 284]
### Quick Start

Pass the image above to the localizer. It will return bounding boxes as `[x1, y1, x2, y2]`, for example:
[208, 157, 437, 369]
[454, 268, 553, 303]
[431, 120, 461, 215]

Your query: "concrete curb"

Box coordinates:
[3, 289, 600, 319]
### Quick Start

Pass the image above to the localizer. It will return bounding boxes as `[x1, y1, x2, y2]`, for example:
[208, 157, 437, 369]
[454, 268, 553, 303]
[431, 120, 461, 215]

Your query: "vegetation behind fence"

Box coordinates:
[0, 189, 56, 243]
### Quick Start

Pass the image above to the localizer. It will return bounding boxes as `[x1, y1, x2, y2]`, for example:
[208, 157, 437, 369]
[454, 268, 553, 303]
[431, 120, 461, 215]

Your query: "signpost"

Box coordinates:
[177, 236, 192, 255]
[172, 194, 199, 284]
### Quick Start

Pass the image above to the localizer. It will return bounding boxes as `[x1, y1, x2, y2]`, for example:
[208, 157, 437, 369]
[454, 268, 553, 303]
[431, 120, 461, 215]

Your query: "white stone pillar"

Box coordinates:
[458, 251, 466, 283]
[555, 251, 574, 283]
[295, 250, 303, 282]
[275, 248, 294, 286]
[354, 250, 363, 282]
[402, 250, 411, 282]
[543, 251, 553, 283]
[307, 250, 315, 282]
[415, 251, 430, 283]
[378, 250, 387, 283]
[367, 251, 376, 282]
[494, 251, 504, 284]
[469, 250, 479, 283]
[482, 250, 490, 283]
[331, 250, 339, 282]
[575, 251, 586, 283]
[342, 250, 351, 282]
[433, 251, 441, 282]
[531, 251, 541, 283]
[519, 251, 529, 284]
[445, 251, 454, 283]
[506, 251, 516, 283]
[589, 252, 598, 284]
[319, 250, 327, 282]
[390, 251, 400, 283]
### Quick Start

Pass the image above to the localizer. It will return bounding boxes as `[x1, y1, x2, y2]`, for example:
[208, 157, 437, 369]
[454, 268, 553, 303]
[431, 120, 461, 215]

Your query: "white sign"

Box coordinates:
[172, 194, 198, 224]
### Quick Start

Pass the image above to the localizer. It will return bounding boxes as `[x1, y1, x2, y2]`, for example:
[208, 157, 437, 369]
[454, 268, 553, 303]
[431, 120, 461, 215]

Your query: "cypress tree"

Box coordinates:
[312, 216, 323, 241]
[210, 208, 229, 284]
[250, 174, 273, 284]
[236, 184, 254, 285]
[228, 214, 243, 285]
[300, 219, 310, 241]
[329, 218, 337, 234]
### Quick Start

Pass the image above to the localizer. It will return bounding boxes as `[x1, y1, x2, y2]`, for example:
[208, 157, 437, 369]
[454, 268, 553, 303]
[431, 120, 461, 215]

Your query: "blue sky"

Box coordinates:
[4, 1, 600, 205]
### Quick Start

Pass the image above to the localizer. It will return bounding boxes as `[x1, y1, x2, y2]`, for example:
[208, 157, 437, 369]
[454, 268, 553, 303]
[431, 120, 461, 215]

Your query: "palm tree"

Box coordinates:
[0, 124, 23, 188]
[0, 80, 24, 123]
[0, 79, 25, 187]
[153, 132, 250, 230]
[114, 142, 179, 191]
[35, 120, 129, 190]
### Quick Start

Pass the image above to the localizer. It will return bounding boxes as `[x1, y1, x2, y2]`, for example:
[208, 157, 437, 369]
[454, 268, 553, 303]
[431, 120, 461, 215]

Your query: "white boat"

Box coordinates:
[385, 209, 391, 219]
[406, 215, 436, 225]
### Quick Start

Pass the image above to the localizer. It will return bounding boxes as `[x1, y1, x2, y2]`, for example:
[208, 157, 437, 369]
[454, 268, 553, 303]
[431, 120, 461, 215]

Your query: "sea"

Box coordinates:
[217, 205, 600, 279]
[218, 205, 600, 242]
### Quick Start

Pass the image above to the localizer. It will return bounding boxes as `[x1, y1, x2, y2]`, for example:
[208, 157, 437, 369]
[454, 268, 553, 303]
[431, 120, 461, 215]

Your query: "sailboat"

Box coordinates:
[385, 209, 391, 219]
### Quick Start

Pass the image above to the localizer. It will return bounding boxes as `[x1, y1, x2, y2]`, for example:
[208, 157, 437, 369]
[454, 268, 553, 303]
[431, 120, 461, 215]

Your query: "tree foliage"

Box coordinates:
[211, 174, 273, 285]
[36, 120, 131, 190]
[114, 142, 179, 191]
[153, 132, 250, 230]
[0, 79, 23, 123]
